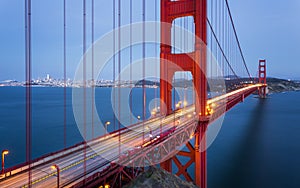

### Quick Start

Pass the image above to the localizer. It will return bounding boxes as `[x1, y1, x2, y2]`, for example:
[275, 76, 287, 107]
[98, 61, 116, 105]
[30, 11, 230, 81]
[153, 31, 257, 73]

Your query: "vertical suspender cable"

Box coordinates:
[229, 19, 231, 80]
[129, 0, 133, 173]
[142, 0, 146, 146]
[226, 7, 229, 79]
[129, 0, 134, 177]
[217, 1, 219, 78]
[210, 0, 213, 80]
[172, 18, 175, 126]
[25, 0, 32, 186]
[225, 7, 228, 78]
[218, 0, 221, 79]
[158, 0, 163, 137]
[83, 0, 87, 183]
[231, 10, 233, 79]
[113, 0, 116, 131]
[229, 8, 232, 79]
[91, 0, 95, 139]
[118, 0, 121, 170]
[215, 0, 218, 79]
[183, 3, 186, 109]
[222, 0, 225, 78]
[154, 0, 157, 114]
[210, 1, 213, 78]
[225, 0, 251, 79]
[130, 0, 133, 126]
[230, 15, 232, 80]
[206, 16, 238, 80]
[184, 15, 186, 108]
[63, 0, 67, 148]
[118, 0, 121, 184]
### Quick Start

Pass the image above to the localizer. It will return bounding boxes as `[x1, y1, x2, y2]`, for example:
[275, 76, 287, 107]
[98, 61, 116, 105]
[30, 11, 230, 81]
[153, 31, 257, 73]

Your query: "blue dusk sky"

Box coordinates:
[0, 0, 299, 81]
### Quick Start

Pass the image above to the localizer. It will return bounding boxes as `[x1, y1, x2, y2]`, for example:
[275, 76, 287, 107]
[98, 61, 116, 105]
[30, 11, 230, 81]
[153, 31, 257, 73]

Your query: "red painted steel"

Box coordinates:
[72, 86, 262, 188]
[160, 0, 208, 187]
[2, 1, 269, 187]
[1, 85, 263, 187]
[258, 59, 267, 98]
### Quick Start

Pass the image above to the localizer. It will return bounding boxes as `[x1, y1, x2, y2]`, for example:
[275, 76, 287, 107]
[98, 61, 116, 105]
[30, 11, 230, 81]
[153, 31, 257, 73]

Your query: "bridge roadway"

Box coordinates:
[0, 84, 262, 188]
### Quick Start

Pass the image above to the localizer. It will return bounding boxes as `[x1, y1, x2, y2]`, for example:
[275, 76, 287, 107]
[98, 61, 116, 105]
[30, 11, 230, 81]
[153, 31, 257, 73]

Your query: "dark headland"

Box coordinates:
[123, 167, 198, 188]
[266, 78, 300, 93]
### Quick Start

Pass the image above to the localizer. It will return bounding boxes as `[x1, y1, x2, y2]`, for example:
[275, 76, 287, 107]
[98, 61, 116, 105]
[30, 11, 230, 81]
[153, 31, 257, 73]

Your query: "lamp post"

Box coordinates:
[151, 110, 156, 117]
[146, 126, 153, 139]
[105, 121, 111, 131]
[51, 164, 60, 188]
[1, 150, 9, 174]
[175, 101, 182, 109]
[137, 116, 141, 122]
[183, 101, 188, 107]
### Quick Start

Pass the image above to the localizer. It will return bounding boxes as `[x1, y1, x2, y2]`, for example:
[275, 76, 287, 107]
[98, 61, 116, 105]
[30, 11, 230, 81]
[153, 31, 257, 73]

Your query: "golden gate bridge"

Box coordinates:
[0, 0, 267, 187]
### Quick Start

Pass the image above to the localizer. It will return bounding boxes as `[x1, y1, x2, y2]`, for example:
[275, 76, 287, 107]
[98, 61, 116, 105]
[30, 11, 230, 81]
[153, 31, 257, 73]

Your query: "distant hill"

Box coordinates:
[134, 77, 300, 93]
[134, 80, 159, 87]
[266, 78, 300, 93]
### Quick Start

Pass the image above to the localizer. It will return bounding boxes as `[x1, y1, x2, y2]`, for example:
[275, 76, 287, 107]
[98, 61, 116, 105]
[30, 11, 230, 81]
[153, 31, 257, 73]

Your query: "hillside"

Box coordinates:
[267, 78, 300, 93]
[123, 167, 198, 188]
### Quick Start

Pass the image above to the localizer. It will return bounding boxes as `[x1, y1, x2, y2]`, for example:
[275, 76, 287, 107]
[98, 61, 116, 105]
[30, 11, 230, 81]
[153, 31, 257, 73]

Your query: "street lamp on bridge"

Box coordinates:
[105, 121, 111, 131]
[175, 101, 182, 109]
[146, 126, 153, 139]
[51, 164, 60, 188]
[1, 149, 9, 174]
[137, 115, 141, 122]
[183, 101, 188, 107]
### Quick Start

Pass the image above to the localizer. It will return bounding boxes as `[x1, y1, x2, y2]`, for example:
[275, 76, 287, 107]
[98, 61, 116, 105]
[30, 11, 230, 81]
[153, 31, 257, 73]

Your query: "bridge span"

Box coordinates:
[0, 0, 269, 187]
[0, 84, 264, 188]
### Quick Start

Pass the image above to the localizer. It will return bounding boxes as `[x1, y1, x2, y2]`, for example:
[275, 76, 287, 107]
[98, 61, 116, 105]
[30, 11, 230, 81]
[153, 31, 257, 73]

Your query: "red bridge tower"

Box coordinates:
[160, 0, 208, 187]
[258, 59, 267, 98]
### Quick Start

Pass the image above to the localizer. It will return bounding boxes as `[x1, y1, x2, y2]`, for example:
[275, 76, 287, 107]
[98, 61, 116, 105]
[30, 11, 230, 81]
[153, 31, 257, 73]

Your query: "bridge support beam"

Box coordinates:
[258, 59, 267, 98]
[194, 122, 208, 187]
[160, 0, 208, 187]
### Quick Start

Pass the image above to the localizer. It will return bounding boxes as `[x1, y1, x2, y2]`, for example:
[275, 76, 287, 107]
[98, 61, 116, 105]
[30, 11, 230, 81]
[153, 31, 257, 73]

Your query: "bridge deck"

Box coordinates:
[0, 84, 262, 188]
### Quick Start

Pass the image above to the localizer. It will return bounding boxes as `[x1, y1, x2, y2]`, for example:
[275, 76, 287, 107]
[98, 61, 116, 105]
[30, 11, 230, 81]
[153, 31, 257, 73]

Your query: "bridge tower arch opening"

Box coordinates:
[160, 0, 208, 187]
[171, 16, 195, 55]
[171, 71, 195, 112]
